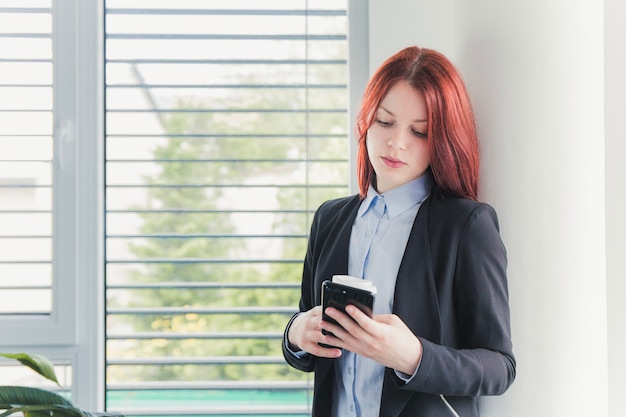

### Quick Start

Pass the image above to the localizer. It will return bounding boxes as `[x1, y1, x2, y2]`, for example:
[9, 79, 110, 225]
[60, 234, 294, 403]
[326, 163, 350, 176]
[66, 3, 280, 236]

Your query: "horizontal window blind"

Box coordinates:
[104, 1, 349, 416]
[0, 2, 53, 316]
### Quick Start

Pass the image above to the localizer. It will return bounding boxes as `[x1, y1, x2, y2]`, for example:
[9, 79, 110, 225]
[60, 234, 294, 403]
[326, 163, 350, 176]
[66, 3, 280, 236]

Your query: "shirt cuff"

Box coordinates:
[283, 312, 308, 358]
[394, 356, 422, 383]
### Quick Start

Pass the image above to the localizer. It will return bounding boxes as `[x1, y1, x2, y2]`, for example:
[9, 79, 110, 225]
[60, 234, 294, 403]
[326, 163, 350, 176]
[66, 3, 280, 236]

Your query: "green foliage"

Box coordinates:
[0, 385, 72, 407]
[0, 353, 122, 417]
[0, 353, 60, 387]
[107, 61, 349, 384]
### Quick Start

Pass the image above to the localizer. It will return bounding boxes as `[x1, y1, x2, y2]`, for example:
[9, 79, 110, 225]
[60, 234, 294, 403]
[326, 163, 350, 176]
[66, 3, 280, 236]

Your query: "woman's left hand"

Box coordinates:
[320, 305, 423, 375]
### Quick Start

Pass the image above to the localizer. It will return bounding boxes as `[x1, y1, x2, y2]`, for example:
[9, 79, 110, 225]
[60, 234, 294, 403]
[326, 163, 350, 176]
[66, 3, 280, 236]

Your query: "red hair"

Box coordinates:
[356, 46, 480, 200]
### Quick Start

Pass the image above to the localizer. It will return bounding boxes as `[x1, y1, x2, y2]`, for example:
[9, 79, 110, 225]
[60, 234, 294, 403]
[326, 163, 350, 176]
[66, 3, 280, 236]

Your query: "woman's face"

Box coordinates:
[366, 80, 430, 194]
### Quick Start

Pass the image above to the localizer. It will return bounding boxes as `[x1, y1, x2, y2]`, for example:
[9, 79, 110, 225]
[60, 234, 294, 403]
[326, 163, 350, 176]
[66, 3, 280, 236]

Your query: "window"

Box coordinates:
[104, 1, 355, 415]
[0, 0, 78, 346]
[0, 0, 366, 414]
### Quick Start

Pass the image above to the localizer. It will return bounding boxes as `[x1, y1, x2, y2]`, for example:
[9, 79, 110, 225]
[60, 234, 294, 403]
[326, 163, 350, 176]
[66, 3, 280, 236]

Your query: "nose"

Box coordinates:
[386, 132, 407, 150]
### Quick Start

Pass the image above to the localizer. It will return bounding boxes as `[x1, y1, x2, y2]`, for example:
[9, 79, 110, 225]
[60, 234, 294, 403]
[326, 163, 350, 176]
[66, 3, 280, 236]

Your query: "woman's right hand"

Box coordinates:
[287, 306, 342, 358]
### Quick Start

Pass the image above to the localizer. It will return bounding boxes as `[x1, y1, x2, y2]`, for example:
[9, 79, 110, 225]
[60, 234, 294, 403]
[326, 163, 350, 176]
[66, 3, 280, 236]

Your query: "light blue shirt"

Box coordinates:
[332, 173, 433, 417]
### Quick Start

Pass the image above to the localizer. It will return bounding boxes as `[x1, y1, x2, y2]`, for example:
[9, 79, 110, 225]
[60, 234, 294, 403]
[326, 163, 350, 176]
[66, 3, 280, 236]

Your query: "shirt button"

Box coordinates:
[347, 367, 352, 375]
[350, 404, 354, 412]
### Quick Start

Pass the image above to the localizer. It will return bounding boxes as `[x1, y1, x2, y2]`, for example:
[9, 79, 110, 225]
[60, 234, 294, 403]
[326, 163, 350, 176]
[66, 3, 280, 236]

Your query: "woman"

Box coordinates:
[282, 46, 515, 417]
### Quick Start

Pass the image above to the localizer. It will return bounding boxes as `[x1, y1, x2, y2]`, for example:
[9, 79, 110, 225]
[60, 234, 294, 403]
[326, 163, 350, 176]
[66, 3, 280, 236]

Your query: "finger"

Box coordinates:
[343, 305, 378, 335]
[322, 308, 369, 348]
[344, 304, 370, 323]
[319, 346, 343, 358]
[319, 320, 350, 343]
[305, 330, 342, 357]
[323, 307, 358, 333]
[319, 317, 373, 358]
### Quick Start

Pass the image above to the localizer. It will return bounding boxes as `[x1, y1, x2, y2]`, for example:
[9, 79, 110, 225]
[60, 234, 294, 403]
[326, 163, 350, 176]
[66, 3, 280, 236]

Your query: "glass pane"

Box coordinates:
[0, 3, 53, 316]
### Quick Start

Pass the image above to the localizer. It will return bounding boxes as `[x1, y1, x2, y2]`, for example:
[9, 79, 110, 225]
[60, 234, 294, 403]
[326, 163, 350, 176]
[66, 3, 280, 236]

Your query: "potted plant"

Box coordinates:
[0, 352, 123, 417]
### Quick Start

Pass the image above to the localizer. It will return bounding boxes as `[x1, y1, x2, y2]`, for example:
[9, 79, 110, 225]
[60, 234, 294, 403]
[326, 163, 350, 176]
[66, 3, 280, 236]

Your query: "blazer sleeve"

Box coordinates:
[281, 202, 322, 372]
[282, 195, 358, 372]
[282, 312, 315, 372]
[400, 203, 516, 396]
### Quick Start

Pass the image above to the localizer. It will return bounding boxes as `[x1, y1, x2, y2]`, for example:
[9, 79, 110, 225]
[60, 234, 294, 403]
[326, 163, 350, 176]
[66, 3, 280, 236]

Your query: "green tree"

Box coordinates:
[107, 59, 349, 384]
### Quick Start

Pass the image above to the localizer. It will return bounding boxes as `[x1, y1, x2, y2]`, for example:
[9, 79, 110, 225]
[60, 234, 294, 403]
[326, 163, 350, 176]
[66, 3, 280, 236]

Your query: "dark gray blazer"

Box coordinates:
[282, 187, 516, 417]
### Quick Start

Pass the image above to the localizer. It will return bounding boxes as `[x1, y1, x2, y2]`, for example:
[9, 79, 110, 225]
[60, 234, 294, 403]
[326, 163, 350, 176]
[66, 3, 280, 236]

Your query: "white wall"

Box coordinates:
[368, 0, 621, 415]
[605, 0, 626, 416]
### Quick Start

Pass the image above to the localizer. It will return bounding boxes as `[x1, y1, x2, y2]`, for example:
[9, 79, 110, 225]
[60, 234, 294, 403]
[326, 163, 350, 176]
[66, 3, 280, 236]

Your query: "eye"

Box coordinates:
[411, 128, 427, 138]
[375, 118, 392, 127]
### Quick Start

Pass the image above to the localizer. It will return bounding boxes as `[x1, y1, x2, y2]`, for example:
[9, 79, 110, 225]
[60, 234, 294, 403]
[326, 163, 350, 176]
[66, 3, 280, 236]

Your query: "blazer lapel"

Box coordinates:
[313, 196, 361, 299]
[394, 196, 441, 340]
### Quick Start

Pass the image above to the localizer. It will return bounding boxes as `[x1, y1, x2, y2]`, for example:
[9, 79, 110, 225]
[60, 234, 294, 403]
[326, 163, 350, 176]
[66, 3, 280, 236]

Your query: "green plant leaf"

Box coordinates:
[0, 385, 72, 407]
[0, 388, 123, 417]
[0, 353, 59, 385]
[0, 404, 124, 417]
[0, 403, 85, 417]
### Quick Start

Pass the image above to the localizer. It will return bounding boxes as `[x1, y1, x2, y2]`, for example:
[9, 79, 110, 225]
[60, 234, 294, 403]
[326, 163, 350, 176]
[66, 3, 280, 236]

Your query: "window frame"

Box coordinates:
[0, 0, 79, 347]
[0, 0, 105, 410]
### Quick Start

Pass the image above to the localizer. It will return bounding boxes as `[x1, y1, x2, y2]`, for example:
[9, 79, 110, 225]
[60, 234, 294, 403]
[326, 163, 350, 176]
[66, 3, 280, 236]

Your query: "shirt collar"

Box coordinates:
[358, 172, 434, 219]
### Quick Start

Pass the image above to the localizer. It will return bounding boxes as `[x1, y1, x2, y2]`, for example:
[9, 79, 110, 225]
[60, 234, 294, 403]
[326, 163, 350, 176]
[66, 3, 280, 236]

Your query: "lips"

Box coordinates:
[381, 156, 405, 168]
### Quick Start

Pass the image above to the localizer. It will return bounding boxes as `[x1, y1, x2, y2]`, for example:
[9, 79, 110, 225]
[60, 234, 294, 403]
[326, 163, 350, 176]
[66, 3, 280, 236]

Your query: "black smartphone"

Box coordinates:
[319, 279, 375, 347]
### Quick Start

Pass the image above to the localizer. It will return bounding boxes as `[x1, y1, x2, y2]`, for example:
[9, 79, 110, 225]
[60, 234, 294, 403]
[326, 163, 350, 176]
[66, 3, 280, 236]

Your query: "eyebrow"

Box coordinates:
[379, 106, 427, 123]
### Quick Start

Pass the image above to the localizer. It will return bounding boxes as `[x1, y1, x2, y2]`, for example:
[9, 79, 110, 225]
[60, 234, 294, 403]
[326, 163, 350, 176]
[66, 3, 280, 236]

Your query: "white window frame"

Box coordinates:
[347, 0, 369, 195]
[72, 0, 105, 410]
[0, 0, 77, 346]
[0, 0, 105, 410]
